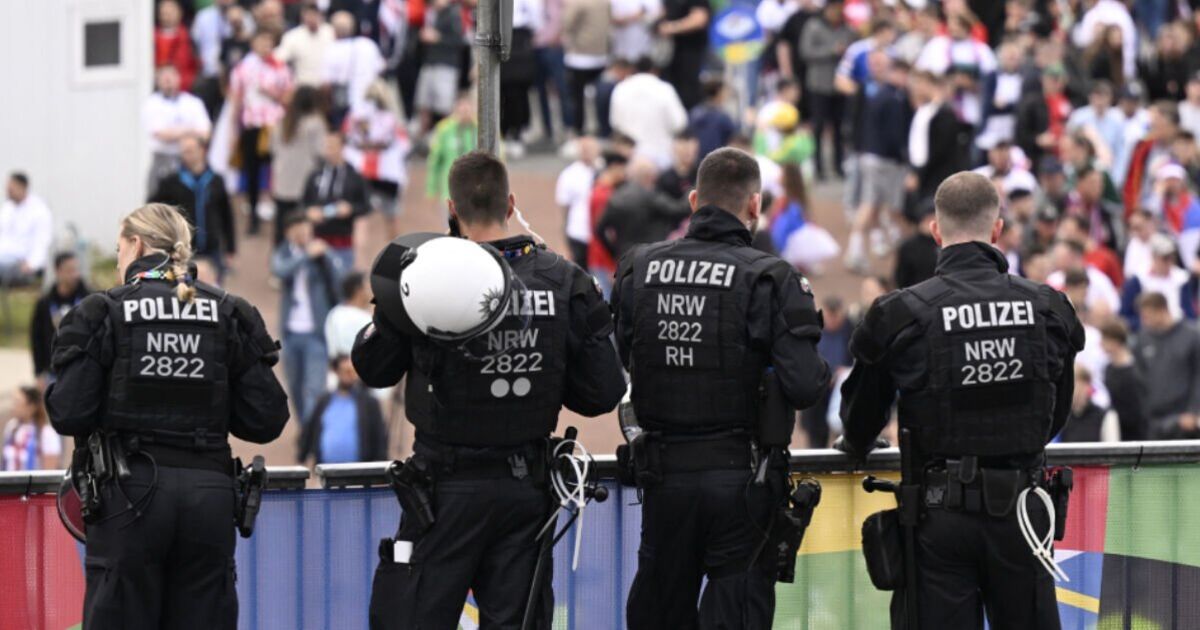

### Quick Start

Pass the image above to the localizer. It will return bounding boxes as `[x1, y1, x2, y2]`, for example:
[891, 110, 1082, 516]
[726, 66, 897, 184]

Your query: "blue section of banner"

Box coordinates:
[234, 485, 645, 630]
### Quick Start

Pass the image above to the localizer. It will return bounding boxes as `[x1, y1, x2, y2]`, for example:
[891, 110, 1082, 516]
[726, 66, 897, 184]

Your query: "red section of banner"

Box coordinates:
[1058, 465, 1109, 553]
[0, 495, 85, 630]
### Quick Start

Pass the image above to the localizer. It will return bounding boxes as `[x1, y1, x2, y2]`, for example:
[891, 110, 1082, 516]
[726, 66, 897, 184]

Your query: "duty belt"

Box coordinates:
[653, 434, 756, 474]
[412, 438, 547, 482]
[922, 456, 1038, 518]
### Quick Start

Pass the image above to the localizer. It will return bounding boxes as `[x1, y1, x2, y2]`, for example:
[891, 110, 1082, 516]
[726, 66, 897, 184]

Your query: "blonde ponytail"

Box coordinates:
[171, 240, 196, 302]
[120, 203, 197, 302]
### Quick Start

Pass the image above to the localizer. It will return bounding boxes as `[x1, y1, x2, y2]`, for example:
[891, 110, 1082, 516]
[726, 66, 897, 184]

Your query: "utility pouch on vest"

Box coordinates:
[774, 478, 822, 583]
[387, 456, 437, 537]
[1048, 467, 1073, 541]
[981, 467, 1025, 518]
[631, 433, 662, 488]
[862, 509, 905, 590]
[234, 455, 268, 538]
[757, 370, 795, 449]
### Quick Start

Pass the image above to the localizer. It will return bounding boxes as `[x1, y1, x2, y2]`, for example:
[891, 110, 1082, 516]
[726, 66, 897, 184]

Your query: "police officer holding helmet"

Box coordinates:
[46, 203, 289, 629]
[612, 147, 830, 628]
[838, 172, 1085, 629]
[354, 151, 625, 629]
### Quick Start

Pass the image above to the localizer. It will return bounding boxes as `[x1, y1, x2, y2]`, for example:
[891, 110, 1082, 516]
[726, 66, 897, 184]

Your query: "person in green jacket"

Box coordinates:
[426, 94, 478, 200]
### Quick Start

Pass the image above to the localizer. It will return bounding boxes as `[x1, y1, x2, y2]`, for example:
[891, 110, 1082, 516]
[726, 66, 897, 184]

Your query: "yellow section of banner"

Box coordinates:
[1055, 587, 1101, 614]
[796, 472, 901, 555]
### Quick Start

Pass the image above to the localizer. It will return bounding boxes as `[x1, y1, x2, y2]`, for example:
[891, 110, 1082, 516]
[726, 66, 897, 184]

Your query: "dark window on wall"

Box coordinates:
[84, 21, 121, 67]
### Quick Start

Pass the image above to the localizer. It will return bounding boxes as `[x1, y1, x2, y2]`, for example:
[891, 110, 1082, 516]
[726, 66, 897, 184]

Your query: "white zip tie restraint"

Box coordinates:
[1017, 486, 1069, 582]
[513, 206, 547, 245]
[540, 437, 592, 571]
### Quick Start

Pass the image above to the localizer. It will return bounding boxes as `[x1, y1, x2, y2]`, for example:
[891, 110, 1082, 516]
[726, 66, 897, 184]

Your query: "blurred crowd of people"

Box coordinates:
[8, 0, 1200, 468]
[559, 0, 1200, 448]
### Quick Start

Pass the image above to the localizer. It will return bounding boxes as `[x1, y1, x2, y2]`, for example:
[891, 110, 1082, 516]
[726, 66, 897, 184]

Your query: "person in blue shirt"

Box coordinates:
[688, 78, 737, 163]
[298, 354, 389, 464]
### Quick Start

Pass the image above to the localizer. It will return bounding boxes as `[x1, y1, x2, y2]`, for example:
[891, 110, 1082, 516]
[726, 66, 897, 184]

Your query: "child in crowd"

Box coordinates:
[2, 386, 61, 471]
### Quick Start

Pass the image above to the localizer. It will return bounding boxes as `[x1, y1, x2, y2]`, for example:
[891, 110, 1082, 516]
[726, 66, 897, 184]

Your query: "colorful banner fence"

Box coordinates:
[4, 458, 1200, 629]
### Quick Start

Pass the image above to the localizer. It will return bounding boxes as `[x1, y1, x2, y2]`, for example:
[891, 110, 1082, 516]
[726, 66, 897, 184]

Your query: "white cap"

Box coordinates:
[1156, 163, 1188, 182]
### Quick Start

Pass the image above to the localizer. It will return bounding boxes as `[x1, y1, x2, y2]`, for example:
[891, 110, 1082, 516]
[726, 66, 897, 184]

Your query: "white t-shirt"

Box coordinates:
[0, 194, 53, 272]
[610, 0, 660, 62]
[287, 249, 316, 334]
[277, 23, 337, 86]
[143, 92, 213, 155]
[1124, 236, 1153, 280]
[325, 304, 372, 358]
[915, 36, 998, 77]
[1048, 267, 1122, 314]
[609, 73, 688, 169]
[557, 161, 596, 243]
[322, 37, 386, 110]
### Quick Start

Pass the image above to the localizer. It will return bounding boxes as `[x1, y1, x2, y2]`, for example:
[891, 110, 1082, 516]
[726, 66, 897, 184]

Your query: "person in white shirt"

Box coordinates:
[323, 11, 386, 127]
[609, 61, 688, 169]
[1124, 208, 1157, 279]
[611, 0, 661, 62]
[325, 271, 373, 358]
[143, 66, 213, 196]
[1181, 74, 1200, 140]
[555, 136, 599, 267]
[1072, 0, 1137, 81]
[277, 2, 337, 87]
[1048, 239, 1121, 317]
[0, 174, 53, 283]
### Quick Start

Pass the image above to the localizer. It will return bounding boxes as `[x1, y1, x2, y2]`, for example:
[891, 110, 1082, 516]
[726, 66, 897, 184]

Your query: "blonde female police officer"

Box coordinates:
[47, 203, 289, 629]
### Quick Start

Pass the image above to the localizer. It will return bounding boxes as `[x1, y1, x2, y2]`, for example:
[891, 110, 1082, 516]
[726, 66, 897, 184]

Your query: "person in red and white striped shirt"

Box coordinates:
[229, 30, 294, 236]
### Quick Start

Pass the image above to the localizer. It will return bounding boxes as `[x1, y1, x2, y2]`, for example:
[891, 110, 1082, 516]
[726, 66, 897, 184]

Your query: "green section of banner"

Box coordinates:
[773, 550, 892, 630]
[1105, 465, 1200, 568]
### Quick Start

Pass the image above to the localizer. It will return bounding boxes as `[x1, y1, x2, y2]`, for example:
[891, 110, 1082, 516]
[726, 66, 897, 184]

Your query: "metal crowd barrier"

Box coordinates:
[4, 442, 1200, 630]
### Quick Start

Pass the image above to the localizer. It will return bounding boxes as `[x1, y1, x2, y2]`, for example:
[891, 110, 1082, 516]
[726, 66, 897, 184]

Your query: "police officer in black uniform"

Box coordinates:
[354, 151, 625, 630]
[46, 203, 289, 630]
[612, 147, 830, 629]
[838, 172, 1085, 629]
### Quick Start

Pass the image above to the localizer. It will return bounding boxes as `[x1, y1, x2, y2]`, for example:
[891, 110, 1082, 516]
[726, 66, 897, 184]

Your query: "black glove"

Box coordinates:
[832, 436, 890, 462]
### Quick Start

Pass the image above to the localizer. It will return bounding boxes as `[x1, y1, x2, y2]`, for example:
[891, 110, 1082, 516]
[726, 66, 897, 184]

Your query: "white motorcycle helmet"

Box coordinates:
[370, 233, 520, 344]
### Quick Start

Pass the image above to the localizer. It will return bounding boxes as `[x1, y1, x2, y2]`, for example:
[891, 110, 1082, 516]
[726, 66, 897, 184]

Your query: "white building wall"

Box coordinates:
[0, 0, 152, 252]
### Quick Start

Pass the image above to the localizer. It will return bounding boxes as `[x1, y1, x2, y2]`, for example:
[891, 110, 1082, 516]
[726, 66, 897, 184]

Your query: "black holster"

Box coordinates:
[862, 509, 905, 590]
[387, 454, 437, 538]
[235, 455, 268, 538]
[1047, 467, 1073, 541]
[616, 432, 662, 488]
[71, 444, 102, 523]
[773, 478, 822, 583]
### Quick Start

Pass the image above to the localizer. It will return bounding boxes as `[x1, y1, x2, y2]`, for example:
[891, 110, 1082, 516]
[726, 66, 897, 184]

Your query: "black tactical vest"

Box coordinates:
[404, 246, 573, 446]
[628, 237, 780, 433]
[102, 279, 232, 447]
[896, 273, 1057, 457]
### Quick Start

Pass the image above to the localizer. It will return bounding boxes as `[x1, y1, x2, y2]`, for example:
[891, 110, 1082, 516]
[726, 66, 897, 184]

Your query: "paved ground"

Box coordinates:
[0, 152, 875, 473]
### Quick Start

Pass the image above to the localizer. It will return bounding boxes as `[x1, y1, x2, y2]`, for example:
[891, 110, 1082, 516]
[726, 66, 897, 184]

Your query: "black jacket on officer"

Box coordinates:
[353, 235, 626, 445]
[840, 241, 1085, 630]
[612, 203, 829, 630]
[612, 205, 829, 432]
[353, 234, 625, 630]
[45, 253, 288, 630]
[48, 255, 288, 463]
[841, 242, 1085, 464]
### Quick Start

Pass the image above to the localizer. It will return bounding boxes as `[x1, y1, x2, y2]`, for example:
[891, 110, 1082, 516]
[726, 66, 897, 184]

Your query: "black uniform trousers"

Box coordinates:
[84, 459, 238, 630]
[897, 503, 1061, 630]
[627, 469, 779, 630]
[370, 475, 552, 630]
